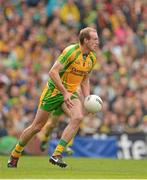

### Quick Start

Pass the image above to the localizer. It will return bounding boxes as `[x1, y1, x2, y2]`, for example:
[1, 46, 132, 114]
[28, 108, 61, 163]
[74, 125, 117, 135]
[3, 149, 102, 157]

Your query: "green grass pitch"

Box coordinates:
[0, 156, 147, 179]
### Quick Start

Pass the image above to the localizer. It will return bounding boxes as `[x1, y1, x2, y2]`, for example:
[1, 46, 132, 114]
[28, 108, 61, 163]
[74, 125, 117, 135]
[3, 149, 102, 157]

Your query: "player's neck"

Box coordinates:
[80, 44, 90, 55]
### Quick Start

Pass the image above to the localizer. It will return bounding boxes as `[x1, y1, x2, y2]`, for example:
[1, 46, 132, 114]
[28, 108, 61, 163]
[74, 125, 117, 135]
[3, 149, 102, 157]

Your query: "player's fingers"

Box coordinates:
[65, 99, 73, 108]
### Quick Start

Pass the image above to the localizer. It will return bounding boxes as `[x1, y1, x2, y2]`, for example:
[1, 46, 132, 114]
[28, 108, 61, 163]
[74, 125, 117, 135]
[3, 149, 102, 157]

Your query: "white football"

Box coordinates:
[84, 95, 103, 113]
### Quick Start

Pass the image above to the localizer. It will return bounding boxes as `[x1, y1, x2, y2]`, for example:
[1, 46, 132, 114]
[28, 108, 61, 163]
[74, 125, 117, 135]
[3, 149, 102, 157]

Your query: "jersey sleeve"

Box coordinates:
[57, 45, 75, 66]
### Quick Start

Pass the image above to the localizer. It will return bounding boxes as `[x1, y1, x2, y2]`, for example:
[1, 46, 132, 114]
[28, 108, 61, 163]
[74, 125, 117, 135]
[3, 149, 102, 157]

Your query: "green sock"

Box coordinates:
[53, 139, 67, 156]
[11, 141, 25, 158]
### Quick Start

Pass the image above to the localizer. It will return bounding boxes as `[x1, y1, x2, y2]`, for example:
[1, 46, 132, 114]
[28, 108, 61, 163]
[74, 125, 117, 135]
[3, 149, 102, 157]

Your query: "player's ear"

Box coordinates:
[84, 38, 88, 44]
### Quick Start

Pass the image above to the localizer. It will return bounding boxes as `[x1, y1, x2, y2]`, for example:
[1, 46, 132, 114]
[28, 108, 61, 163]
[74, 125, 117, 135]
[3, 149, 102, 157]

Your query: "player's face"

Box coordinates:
[86, 32, 99, 52]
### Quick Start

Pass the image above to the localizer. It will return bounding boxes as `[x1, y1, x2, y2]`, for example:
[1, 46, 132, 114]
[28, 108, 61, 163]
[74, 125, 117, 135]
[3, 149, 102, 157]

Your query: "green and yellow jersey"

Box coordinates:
[48, 43, 97, 96]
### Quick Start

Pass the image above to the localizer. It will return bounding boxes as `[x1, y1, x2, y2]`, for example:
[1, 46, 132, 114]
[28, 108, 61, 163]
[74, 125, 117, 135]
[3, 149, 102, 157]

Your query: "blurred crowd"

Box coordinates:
[0, 0, 147, 140]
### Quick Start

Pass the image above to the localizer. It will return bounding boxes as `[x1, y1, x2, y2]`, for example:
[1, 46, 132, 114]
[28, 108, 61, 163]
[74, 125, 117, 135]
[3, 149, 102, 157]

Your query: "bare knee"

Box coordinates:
[71, 115, 84, 127]
[77, 115, 84, 122]
[28, 124, 43, 134]
[29, 108, 50, 134]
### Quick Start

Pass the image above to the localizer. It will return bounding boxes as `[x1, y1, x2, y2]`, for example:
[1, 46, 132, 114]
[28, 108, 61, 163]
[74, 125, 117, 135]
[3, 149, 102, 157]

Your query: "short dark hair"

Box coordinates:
[79, 27, 97, 45]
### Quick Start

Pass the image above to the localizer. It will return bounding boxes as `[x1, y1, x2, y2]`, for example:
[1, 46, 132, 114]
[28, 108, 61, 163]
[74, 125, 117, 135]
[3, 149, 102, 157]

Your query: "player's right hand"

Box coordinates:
[63, 91, 74, 109]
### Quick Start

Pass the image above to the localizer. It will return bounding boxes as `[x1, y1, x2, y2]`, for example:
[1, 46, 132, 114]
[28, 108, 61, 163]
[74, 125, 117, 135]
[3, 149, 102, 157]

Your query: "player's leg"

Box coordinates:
[40, 107, 64, 151]
[40, 107, 75, 154]
[52, 105, 75, 155]
[49, 98, 83, 167]
[40, 114, 58, 151]
[65, 138, 74, 155]
[7, 109, 50, 167]
[7, 87, 66, 167]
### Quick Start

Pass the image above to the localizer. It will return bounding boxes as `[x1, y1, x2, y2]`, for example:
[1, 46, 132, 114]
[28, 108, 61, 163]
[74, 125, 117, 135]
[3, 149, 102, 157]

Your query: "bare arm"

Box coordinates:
[49, 61, 67, 95]
[81, 76, 90, 98]
[49, 61, 73, 108]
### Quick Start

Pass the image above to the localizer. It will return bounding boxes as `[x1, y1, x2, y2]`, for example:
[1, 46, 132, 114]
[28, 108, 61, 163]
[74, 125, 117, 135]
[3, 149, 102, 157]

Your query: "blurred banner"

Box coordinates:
[48, 133, 147, 159]
[48, 136, 118, 158]
[114, 133, 147, 159]
[71, 136, 118, 158]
